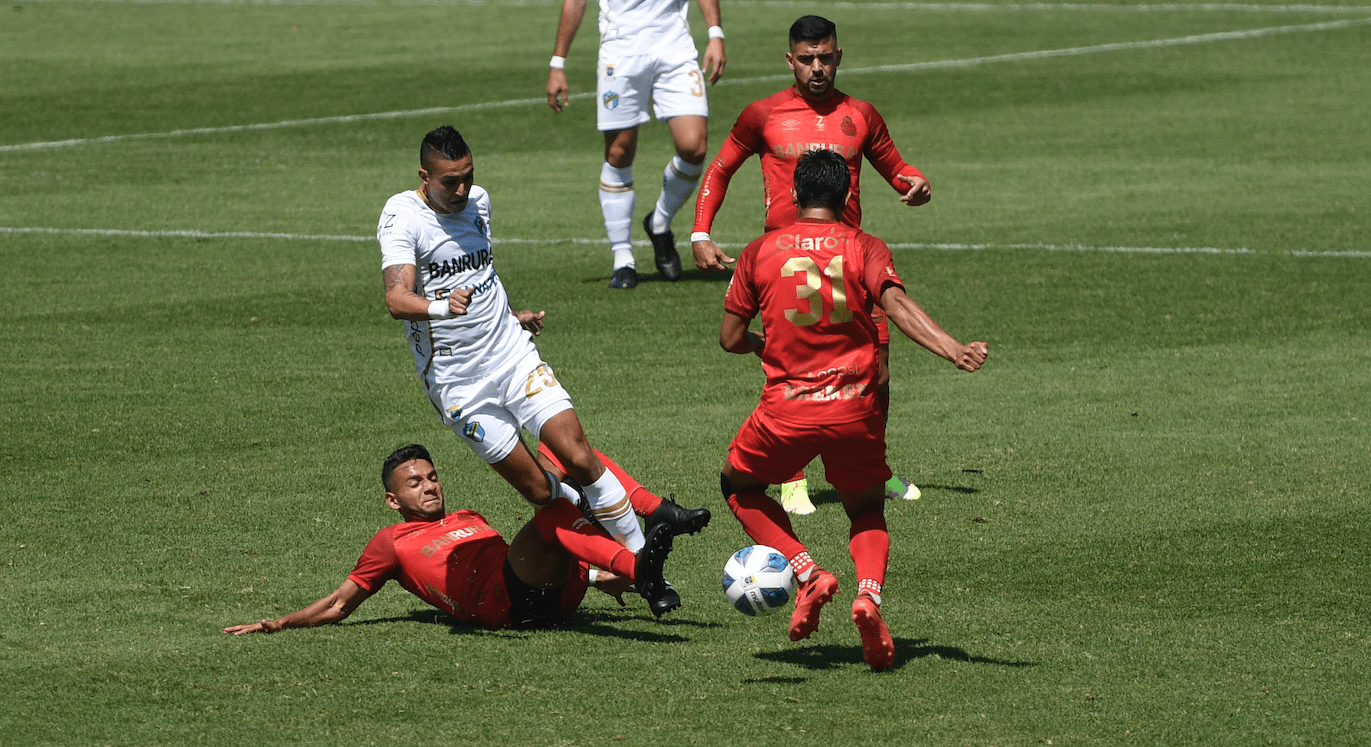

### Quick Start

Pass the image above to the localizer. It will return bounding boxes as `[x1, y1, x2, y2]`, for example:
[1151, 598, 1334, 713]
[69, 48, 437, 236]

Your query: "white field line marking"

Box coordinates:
[4, 17, 1369, 154]
[4, 227, 1368, 257]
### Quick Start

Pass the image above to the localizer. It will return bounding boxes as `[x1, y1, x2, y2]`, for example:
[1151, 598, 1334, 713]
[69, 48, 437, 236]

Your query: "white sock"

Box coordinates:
[652, 156, 703, 233]
[599, 162, 635, 268]
[582, 468, 644, 552]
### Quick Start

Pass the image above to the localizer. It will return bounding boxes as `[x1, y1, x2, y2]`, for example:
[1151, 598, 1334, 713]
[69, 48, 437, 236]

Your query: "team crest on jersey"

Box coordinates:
[463, 421, 486, 443]
[603, 92, 619, 110]
[841, 116, 857, 137]
[446, 405, 463, 421]
[605, 64, 615, 78]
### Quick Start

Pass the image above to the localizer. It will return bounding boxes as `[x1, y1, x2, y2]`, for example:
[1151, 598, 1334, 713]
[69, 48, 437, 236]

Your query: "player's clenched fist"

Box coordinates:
[954, 342, 988, 372]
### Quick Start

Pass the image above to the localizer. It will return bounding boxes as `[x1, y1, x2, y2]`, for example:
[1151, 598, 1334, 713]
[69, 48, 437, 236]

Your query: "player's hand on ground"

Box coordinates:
[703, 38, 726, 84]
[594, 571, 632, 606]
[223, 620, 274, 636]
[514, 309, 545, 336]
[547, 69, 569, 112]
[447, 288, 474, 316]
[692, 239, 735, 272]
[953, 341, 988, 372]
[897, 174, 931, 206]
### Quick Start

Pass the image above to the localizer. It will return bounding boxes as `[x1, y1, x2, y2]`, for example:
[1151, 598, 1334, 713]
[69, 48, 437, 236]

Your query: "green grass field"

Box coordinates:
[2, 1, 1369, 744]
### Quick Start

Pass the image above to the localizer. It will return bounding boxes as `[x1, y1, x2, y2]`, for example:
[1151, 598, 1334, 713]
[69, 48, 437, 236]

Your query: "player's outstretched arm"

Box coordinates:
[719, 311, 764, 357]
[696, 0, 726, 84]
[223, 579, 373, 636]
[879, 284, 987, 372]
[546, 0, 589, 112]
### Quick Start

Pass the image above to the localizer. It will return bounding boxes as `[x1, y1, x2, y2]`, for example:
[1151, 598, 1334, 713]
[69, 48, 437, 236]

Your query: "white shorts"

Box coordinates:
[426, 347, 574, 464]
[596, 53, 709, 131]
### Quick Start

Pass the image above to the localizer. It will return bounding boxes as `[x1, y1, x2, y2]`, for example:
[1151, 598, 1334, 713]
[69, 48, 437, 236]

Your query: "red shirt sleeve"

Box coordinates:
[860, 232, 905, 300]
[855, 100, 925, 194]
[347, 526, 400, 593]
[722, 235, 764, 320]
[693, 102, 768, 235]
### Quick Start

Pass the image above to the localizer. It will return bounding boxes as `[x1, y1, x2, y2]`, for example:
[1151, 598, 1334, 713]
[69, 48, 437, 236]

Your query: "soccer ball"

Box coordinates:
[722, 545, 796, 616]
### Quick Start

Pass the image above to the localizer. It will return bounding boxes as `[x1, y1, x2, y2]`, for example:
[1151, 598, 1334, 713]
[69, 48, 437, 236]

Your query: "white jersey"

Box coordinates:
[598, 0, 695, 58]
[377, 186, 532, 384]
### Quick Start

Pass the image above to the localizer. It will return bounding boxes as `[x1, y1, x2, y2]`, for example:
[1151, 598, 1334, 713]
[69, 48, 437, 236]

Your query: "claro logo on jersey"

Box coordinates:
[776, 233, 845, 252]
[783, 382, 868, 402]
[428, 249, 492, 279]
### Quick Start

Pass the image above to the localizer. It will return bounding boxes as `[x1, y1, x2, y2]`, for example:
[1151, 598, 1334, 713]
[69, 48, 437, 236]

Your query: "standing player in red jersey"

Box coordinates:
[717, 150, 986, 671]
[692, 15, 933, 513]
[223, 444, 685, 635]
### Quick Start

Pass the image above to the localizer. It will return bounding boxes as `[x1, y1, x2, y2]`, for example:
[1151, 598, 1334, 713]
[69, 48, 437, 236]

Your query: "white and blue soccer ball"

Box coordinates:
[722, 545, 796, 616]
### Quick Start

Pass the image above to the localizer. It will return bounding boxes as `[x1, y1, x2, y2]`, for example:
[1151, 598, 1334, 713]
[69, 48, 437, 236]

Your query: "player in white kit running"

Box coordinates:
[376, 126, 685, 613]
[546, 0, 726, 288]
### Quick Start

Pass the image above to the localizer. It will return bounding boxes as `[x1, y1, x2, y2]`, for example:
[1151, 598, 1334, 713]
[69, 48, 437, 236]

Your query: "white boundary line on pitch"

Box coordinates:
[4, 227, 1368, 257]
[4, 17, 1370, 154]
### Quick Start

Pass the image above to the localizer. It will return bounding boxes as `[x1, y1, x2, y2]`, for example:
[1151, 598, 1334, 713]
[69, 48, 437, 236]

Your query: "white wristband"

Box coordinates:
[428, 299, 455, 320]
[549, 55, 566, 69]
[588, 569, 600, 585]
[690, 232, 712, 243]
[707, 26, 725, 40]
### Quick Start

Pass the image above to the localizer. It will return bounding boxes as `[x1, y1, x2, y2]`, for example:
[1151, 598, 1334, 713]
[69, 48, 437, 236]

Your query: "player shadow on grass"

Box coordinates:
[808, 482, 980, 508]
[344, 608, 705, 644]
[586, 268, 732, 285]
[754, 637, 1035, 673]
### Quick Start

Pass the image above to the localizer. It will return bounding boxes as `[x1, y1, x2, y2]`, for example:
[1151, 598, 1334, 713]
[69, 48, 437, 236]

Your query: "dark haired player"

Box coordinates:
[692, 15, 933, 513]
[223, 445, 678, 635]
[717, 150, 987, 671]
[376, 126, 708, 616]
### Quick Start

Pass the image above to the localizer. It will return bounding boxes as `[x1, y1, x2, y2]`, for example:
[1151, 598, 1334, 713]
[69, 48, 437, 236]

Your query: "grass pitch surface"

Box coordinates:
[2, 1, 1369, 744]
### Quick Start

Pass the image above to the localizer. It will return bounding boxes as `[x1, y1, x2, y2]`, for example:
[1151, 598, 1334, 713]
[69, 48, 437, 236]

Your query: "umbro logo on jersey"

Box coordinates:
[781, 118, 801, 130]
[603, 92, 619, 110]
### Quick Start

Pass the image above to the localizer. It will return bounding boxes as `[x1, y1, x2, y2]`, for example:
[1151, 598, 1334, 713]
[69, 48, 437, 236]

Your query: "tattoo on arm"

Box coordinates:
[382, 265, 410, 293]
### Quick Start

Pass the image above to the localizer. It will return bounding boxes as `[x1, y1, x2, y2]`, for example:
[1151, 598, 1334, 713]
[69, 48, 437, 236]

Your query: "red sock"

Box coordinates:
[849, 512, 890, 601]
[532, 497, 636, 579]
[726, 491, 815, 579]
[538, 443, 663, 517]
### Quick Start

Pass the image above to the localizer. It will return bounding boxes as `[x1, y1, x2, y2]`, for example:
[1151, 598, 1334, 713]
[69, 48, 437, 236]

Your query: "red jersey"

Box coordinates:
[694, 87, 924, 235]
[724, 218, 905, 425]
[348, 509, 512, 628]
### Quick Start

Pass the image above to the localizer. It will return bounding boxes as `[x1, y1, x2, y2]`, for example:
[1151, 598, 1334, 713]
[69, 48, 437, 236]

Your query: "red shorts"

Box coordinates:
[728, 407, 891, 492]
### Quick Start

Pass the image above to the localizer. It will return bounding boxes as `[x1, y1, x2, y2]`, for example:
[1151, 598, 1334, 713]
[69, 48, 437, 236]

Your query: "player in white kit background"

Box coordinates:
[545, 0, 726, 289]
[376, 126, 689, 613]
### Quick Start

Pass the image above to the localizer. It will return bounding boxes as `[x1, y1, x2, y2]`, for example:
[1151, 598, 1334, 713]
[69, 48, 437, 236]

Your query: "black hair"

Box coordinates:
[382, 444, 435, 490]
[789, 15, 837, 46]
[793, 149, 851, 213]
[420, 125, 470, 168]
